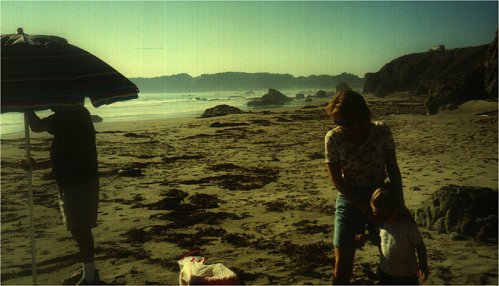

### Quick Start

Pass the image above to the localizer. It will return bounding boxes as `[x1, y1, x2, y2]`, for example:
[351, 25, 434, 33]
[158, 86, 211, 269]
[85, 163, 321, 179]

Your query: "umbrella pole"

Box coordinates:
[23, 114, 37, 285]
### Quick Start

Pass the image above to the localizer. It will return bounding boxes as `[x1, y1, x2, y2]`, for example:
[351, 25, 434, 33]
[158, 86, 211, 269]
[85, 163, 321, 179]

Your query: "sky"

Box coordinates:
[1, 1, 498, 78]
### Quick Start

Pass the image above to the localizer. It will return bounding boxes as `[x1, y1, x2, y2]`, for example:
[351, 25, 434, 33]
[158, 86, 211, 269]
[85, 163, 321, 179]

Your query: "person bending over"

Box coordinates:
[324, 90, 406, 284]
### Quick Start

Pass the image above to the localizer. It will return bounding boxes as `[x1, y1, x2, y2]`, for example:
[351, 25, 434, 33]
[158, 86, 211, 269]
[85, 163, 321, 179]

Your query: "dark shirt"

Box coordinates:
[43, 108, 98, 187]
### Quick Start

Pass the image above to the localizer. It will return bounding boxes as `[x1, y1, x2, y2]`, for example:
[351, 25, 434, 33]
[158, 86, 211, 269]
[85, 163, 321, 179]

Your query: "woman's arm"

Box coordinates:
[385, 149, 405, 206]
[416, 240, 429, 282]
[326, 162, 372, 217]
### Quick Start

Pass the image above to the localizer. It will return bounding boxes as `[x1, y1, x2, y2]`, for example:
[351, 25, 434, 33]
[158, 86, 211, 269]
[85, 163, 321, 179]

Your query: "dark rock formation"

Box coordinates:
[295, 93, 305, 100]
[247, 89, 293, 107]
[364, 45, 489, 97]
[426, 34, 498, 114]
[484, 32, 498, 101]
[335, 82, 351, 93]
[415, 185, 498, 243]
[364, 32, 498, 114]
[315, 90, 327, 98]
[200, 104, 243, 118]
[91, 115, 103, 123]
[210, 122, 249, 128]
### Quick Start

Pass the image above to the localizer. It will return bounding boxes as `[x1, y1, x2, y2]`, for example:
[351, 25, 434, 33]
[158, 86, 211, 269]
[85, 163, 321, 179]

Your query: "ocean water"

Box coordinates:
[0, 89, 313, 135]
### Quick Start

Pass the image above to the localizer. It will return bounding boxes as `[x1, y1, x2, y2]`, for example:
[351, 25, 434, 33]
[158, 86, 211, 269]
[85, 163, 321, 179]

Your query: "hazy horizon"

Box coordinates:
[1, 1, 497, 79]
[129, 70, 363, 79]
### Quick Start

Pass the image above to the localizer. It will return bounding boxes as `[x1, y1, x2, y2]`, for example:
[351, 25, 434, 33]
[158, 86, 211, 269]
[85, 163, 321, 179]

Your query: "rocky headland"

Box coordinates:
[364, 32, 498, 114]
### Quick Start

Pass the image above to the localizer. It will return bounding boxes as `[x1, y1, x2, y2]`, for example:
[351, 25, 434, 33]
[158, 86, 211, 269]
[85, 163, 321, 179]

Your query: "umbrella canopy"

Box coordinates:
[1, 28, 139, 112]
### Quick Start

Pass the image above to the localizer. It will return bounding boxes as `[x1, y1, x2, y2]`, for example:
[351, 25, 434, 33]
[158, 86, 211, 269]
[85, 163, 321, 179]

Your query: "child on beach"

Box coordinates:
[362, 186, 429, 285]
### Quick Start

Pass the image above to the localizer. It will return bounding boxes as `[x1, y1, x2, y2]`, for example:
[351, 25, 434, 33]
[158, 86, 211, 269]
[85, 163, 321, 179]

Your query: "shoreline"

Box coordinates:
[0, 88, 329, 138]
[0, 97, 329, 139]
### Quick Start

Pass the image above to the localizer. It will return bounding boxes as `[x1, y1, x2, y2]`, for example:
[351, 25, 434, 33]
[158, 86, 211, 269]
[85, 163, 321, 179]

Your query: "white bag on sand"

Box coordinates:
[178, 256, 239, 285]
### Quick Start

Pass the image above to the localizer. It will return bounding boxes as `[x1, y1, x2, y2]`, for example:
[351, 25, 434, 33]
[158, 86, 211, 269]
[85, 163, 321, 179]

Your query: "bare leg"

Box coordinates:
[333, 247, 356, 285]
[70, 228, 95, 263]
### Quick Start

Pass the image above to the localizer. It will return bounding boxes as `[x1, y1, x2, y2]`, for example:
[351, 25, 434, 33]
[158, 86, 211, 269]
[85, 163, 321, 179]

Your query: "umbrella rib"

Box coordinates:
[2, 53, 96, 60]
[2, 71, 123, 82]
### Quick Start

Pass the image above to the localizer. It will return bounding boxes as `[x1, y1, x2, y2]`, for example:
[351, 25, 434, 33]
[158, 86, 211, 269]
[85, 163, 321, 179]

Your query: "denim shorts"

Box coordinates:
[333, 187, 377, 248]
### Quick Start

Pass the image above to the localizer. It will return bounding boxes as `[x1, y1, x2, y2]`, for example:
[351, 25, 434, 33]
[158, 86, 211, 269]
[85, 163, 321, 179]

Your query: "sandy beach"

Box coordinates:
[1, 94, 497, 285]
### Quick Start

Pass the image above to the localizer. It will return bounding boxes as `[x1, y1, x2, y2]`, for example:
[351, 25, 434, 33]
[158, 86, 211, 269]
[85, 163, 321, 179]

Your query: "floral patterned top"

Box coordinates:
[324, 121, 395, 187]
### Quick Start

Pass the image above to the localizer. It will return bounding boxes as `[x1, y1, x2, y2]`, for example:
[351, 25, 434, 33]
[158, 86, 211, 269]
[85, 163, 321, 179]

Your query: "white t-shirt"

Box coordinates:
[324, 121, 396, 187]
[379, 218, 423, 276]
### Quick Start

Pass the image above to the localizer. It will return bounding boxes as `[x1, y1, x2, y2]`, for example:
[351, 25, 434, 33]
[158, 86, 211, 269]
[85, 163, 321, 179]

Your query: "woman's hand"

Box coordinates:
[355, 233, 369, 248]
[360, 205, 383, 225]
[418, 267, 429, 282]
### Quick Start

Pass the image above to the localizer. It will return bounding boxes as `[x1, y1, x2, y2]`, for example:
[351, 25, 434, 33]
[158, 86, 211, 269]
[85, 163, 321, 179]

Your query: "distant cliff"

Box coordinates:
[129, 72, 364, 93]
[364, 33, 498, 114]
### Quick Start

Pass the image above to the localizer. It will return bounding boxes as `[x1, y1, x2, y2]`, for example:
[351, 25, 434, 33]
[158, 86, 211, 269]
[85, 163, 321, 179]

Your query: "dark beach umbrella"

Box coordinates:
[1, 28, 139, 284]
[1, 28, 138, 112]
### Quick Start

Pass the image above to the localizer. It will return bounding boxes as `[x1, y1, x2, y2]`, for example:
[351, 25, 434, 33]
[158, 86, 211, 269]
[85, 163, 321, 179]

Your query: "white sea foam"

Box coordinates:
[1, 89, 309, 135]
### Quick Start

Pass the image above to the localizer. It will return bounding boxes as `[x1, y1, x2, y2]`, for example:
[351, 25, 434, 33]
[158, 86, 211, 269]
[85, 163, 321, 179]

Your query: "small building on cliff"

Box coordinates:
[429, 44, 446, 51]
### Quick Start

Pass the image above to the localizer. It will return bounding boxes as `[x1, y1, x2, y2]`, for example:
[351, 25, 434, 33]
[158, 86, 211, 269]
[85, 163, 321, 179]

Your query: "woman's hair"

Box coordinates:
[325, 90, 371, 125]
[371, 186, 400, 213]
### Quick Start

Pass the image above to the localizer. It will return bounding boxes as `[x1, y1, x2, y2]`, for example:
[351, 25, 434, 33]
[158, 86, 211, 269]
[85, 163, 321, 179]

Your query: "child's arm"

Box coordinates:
[416, 240, 429, 282]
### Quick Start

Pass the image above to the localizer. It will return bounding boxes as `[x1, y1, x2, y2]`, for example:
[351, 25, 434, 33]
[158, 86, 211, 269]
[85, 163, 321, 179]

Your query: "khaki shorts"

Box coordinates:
[58, 176, 100, 231]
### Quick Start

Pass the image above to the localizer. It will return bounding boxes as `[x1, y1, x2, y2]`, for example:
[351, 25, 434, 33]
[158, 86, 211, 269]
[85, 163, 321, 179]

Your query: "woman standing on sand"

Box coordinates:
[324, 90, 405, 284]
